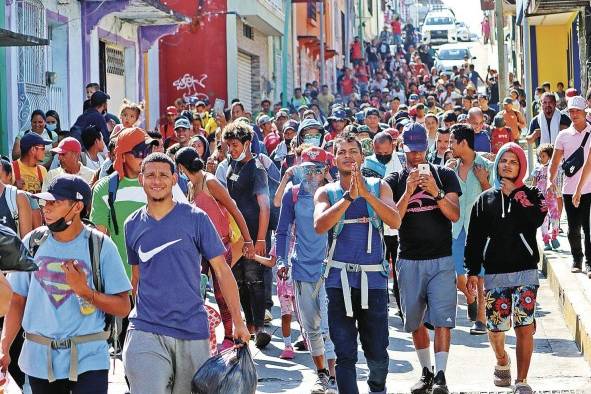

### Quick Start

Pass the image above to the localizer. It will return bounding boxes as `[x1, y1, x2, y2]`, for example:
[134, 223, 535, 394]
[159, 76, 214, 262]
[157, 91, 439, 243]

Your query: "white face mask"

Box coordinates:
[235, 141, 249, 162]
[303, 134, 322, 147]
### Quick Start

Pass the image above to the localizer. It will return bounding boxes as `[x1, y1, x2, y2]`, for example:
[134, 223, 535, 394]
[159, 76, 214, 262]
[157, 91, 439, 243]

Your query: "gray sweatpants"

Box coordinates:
[123, 329, 210, 394]
[294, 280, 336, 360]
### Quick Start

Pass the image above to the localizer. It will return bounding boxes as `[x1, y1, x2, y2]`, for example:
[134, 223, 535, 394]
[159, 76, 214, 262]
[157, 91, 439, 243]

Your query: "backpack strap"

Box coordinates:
[5, 185, 18, 221]
[36, 165, 43, 184]
[12, 161, 21, 184]
[87, 227, 105, 293]
[28, 226, 50, 257]
[107, 173, 120, 235]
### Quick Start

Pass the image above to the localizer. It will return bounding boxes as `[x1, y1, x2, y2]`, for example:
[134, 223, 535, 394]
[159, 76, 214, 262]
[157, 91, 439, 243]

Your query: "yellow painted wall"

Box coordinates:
[535, 24, 570, 89]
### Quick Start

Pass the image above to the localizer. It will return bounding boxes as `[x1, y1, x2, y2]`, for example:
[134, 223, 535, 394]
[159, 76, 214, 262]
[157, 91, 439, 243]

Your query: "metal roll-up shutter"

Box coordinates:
[237, 52, 252, 113]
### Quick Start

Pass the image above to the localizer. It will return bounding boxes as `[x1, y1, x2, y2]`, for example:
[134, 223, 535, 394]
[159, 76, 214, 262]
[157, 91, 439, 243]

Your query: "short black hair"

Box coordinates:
[537, 143, 554, 158]
[222, 121, 253, 143]
[373, 131, 393, 144]
[81, 124, 102, 151]
[141, 152, 175, 174]
[85, 82, 100, 90]
[0, 156, 11, 176]
[231, 101, 244, 113]
[333, 134, 362, 155]
[31, 109, 46, 122]
[147, 130, 162, 140]
[450, 123, 474, 150]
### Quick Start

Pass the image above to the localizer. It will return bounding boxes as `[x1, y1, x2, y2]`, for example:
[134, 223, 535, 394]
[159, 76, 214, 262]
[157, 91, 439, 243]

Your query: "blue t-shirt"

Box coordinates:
[325, 196, 387, 290]
[8, 227, 131, 380]
[124, 202, 226, 340]
[474, 131, 492, 153]
[276, 184, 328, 282]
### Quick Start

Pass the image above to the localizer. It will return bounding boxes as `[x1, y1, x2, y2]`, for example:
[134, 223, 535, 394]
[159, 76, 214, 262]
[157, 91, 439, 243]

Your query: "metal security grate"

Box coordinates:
[105, 46, 125, 76]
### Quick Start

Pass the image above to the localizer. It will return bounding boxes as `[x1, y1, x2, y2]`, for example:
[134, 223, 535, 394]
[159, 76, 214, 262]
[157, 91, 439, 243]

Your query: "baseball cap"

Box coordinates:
[298, 118, 322, 133]
[90, 91, 110, 106]
[297, 105, 309, 112]
[409, 94, 420, 101]
[402, 122, 428, 153]
[328, 109, 347, 121]
[33, 174, 92, 212]
[275, 110, 288, 119]
[113, 128, 158, 178]
[283, 120, 299, 133]
[502, 97, 513, 105]
[174, 117, 191, 130]
[566, 88, 578, 98]
[365, 107, 380, 117]
[166, 106, 178, 116]
[195, 101, 205, 107]
[20, 132, 52, 154]
[300, 146, 328, 166]
[567, 95, 587, 111]
[51, 137, 81, 154]
[257, 115, 272, 126]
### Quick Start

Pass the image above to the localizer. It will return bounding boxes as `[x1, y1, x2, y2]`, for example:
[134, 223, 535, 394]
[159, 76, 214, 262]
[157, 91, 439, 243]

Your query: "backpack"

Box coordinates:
[27, 225, 119, 347]
[107, 172, 120, 235]
[4, 185, 19, 235]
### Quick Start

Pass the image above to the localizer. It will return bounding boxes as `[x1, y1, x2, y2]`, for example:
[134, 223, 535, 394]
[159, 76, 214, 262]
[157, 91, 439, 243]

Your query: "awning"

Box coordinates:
[0, 28, 48, 47]
[112, 0, 187, 25]
[528, 0, 589, 16]
[298, 35, 320, 47]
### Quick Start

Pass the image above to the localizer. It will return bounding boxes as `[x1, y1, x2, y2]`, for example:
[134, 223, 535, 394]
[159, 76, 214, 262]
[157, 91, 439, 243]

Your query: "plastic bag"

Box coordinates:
[191, 343, 257, 394]
[0, 224, 37, 272]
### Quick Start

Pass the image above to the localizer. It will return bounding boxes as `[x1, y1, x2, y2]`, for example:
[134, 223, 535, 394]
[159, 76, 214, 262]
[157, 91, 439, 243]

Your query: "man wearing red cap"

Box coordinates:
[42, 138, 94, 191]
[158, 106, 178, 142]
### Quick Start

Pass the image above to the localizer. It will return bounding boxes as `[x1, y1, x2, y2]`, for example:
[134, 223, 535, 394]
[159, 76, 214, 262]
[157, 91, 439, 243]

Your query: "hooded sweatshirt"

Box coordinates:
[464, 143, 547, 281]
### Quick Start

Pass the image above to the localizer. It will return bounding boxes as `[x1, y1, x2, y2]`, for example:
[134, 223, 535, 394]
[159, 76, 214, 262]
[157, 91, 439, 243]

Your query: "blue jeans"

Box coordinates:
[327, 287, 389, 394]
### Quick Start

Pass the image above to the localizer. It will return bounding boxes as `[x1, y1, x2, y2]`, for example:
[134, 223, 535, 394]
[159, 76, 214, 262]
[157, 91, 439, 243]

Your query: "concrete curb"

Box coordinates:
[543, 249, 591, 367]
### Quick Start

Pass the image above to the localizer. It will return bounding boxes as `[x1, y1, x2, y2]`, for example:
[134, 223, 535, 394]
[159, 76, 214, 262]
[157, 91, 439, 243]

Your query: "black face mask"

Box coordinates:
[284, 138, 292, 147]
[375, 154, 392, 164]
[47, 204, 76, 233]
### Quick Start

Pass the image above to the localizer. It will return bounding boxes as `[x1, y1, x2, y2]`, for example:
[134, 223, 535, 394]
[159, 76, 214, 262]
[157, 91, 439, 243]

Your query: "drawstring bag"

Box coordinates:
[191, 342, 257, 394]
[0, 224, 38, 272]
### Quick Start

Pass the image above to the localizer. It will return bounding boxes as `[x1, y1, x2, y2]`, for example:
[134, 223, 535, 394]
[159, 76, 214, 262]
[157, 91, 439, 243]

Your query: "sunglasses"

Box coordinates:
[129, 144, 153, 159]
[302, 166, 325, 176]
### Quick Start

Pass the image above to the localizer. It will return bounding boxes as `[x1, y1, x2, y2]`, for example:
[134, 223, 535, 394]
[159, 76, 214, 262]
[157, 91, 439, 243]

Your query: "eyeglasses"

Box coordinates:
[129, 145, 153, 159]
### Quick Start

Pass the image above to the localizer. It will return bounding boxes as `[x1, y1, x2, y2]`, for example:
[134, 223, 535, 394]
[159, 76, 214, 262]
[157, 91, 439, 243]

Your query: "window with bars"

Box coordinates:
[243, 24, 254, 40]
[307, 0, 317, 21]
[105, 46, 125, 76]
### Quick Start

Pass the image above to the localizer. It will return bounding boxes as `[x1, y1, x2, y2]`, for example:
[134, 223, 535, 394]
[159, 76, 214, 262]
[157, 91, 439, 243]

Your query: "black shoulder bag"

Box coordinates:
[562, 131, 590, 177]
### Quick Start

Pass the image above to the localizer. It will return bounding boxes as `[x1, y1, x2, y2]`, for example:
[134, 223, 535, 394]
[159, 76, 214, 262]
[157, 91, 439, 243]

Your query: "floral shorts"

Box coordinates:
[485, 285, 538, 332]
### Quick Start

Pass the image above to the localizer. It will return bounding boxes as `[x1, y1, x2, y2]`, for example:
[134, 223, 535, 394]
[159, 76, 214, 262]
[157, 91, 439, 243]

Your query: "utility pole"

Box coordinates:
[344, 0, 350, 65]
[495, 0, 506, 101]
[319, 0, 325, 85]
[282, 0, 291, 107]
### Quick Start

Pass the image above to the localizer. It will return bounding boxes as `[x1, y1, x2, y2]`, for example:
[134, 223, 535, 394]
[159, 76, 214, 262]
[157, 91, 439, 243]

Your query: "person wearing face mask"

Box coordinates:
[12, 110, 58, 167]
[72, 91, 111, 146]
[296, 118, 325, 149]
[0, 175, 132, 392]
[223, 121, 272, 348]
[272, 120, 299, 175]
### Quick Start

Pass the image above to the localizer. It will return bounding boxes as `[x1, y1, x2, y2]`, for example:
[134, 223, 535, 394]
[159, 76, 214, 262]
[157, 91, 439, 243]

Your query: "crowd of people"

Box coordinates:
[0, 22, 590, 394]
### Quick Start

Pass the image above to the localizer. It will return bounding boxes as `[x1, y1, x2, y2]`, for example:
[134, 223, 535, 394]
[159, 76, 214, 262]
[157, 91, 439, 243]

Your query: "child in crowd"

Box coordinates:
[255, 243, 298, 360]
[111, 100, 143, 139]
[490, 115, 513, 154]
[533, 143, 560, 250]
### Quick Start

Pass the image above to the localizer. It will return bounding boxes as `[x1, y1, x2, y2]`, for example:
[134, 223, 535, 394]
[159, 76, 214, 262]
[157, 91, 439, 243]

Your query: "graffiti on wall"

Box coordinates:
[172, 73, 210, 102]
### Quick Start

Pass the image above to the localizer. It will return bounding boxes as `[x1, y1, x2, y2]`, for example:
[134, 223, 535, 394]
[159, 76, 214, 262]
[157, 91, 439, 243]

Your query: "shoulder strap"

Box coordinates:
[36, 166, 43, 184]
[581, 132, 590, 148]
[364, 177, 383, 230]
[5, 185, 18, 220]
[12, 161, 21, 182]
[326, 182, 345, 236]
[107, 173, 120, 235]
[28, 226, 50, 257]
[87, 227, 105, 293]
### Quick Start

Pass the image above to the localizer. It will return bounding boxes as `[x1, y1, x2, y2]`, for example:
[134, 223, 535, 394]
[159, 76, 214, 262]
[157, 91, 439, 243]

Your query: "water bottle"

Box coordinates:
[73, 260, 96, 315]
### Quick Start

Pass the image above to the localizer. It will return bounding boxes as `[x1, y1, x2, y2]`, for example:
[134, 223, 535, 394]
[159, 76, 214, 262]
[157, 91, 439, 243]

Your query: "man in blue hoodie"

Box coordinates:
[276, 146, 337, 393]
[465, 143, 546, 393]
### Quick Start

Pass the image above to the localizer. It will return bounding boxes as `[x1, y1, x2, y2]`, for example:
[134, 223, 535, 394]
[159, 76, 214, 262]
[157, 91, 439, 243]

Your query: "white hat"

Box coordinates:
[567, 95, 587, 111]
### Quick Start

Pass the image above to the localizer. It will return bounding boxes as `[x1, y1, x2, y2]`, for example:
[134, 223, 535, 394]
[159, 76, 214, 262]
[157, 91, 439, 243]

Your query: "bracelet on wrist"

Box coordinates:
[244, 240, 253, 244]
[256, 239, 266, 242]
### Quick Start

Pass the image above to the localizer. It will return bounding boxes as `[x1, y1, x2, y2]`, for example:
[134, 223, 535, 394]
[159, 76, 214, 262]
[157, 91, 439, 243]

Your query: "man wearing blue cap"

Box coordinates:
[326, 109, 349, 142]
[72, 91, 111, 145]
[384, 122, 461, 394]
[0, 174, 131, 392]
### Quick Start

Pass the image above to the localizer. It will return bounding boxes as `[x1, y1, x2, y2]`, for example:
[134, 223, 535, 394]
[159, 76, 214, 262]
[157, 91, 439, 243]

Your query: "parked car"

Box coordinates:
[434, 43, 476, 74]
[421, 9, 458, 45]
[455, 21, 471, 42]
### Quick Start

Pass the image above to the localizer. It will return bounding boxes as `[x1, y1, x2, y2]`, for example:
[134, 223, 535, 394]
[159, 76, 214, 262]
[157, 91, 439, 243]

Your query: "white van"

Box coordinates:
[421, 10, 458, 45]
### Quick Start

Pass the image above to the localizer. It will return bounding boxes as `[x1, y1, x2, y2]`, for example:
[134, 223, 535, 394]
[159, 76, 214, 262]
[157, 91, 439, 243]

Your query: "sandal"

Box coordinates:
[493, 353, 511, 387]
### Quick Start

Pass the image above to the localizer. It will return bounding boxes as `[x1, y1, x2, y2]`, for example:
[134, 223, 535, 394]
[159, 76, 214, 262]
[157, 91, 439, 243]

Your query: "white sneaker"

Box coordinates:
[311, 370, 329, 394]
[264, 309, 273, 324]
[326, 376, 337, 394]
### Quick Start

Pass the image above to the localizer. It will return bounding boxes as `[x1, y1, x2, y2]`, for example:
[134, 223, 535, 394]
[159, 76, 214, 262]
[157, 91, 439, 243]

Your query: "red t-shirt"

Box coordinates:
[341, 76, 354, 95]
[491, 127, 513, 153]
[351, 42, 362, 60]
[355, 65, 369, 83]
[391, 20, 402, 35]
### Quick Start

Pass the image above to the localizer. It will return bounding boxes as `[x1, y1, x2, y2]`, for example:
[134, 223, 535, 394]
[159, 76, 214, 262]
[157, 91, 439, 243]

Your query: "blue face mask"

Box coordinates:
[303, 134, 321, 147]
[46, 123, 57, 132]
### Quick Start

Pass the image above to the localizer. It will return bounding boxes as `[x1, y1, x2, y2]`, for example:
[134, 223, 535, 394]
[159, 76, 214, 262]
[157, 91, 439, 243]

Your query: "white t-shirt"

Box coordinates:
[42, 164, 95, 192]
[81, 151, 106, 171]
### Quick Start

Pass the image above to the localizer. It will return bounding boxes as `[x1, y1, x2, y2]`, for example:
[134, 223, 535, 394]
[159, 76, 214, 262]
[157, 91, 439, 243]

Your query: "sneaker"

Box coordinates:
[551, 239, 560, 249]
[513, 381, 533, 394]
[432, 370, 449, 394]
[326, 376, 337, 394]
[311, 370, 330, 394]
[544, 242, 553, 251]
[255, 331, 271, 348]
[280, 346, 295, 360]
[571, 260, 582, 273]
[493, 355, 511, 387]
[264, 309, 273, 325]
[411, 367, 434, 394]
[470, 321, 487, 335]
[294, 338, 308, 351]
[467, 299, 478, 321]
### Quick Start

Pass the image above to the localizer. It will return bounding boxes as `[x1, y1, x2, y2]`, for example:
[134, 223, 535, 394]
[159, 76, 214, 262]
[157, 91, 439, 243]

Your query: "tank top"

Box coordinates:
[0, 188, 18, 232]
[193, 177, 230, 243]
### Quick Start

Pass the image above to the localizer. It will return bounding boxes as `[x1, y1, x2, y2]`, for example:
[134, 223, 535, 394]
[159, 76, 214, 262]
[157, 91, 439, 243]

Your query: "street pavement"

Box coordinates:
[108, 229, 591, 393]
